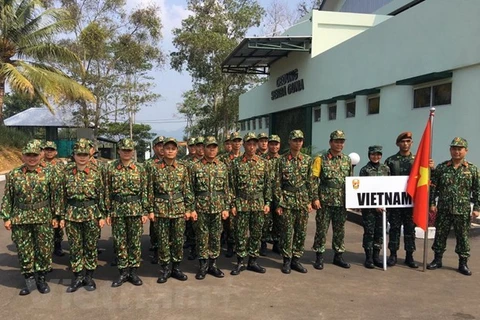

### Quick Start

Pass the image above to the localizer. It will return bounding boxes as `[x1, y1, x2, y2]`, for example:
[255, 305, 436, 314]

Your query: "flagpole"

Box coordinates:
[423, 107, 435, 271]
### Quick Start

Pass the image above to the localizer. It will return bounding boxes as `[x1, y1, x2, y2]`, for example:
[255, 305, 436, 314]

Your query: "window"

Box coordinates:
[328, 104, 337, 120]
[252, 118, 256, 130]
[414, 82, 452, 108]
[240, 121, 246, 131]
[265, 116, 269, 128]
[247, 120, 251, 130]
[346, 100, 356, 118]
[368, 96, 380, 115]
[313, 107, 321, 122]
[259, 117, 263, 129]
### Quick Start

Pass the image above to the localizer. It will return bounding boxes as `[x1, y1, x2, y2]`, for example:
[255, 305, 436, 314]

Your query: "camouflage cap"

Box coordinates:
[187, 137, 196, 146]
[118, 138, 135, 150]
[230, 132, 242, 141]
[163, 137, 178, 147]
[396, 131, 412, 143]
[243, 132, 258, 142]
[289, 130, 304, 140]
[22, 140, 42, 155]
[78, 138, 94, 148]
[330, 130, 346, 140]
[450, 137, 468, 148]
[44, 141, 57, 150]
[257, 132, 269, 140]
[205, 136, 218, 146]
[368, 145, 383, 154]
[73, 139, 91, 154]
[224, 135, 231, 142]
[195, 136, 205, 145]
[152, 136, 165, 146]
[268, 134, 281, 143]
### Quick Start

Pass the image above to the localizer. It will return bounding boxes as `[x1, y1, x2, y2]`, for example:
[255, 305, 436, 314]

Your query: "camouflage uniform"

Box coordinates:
[429, 137, 479, 275]
[256, 132, 269, 156]
[0, 140, 56, 295]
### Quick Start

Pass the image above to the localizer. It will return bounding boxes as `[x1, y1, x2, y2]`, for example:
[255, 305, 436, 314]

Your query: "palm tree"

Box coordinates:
[0, 0, 95, 124]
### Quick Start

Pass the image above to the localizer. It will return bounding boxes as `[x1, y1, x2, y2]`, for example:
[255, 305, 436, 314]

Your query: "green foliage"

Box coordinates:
[297, 0, 323, 17]
[0, 126, 31, 148]
[3, 91, 43, 119]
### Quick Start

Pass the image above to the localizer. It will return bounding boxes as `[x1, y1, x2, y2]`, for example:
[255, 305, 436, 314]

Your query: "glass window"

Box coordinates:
[247, 120, 251, 130]
[414, 87, 431, 108]
[414, 82, 451, 108]
[259, 117, 263, 129]
[346, 100, 356, 118]
[328, 104, 337, 120]
[240, 121, 246, 131]
[433, 82, 452, 106]
[252, 118, 256, 130]
[313, 107, 321, 122]
[368, 96, 380, 114]
[265, 116, 269, 128]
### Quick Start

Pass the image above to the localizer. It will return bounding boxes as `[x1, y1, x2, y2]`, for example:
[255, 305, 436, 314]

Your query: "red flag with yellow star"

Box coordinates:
[406, 114, 432, 231]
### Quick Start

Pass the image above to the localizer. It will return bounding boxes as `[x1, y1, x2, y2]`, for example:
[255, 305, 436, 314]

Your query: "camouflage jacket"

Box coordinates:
[190, 158, 232, 214]
[147, 159, 194, 218]
[58, 163, 106, 222]
[231, 154, 271, 211]
[430, 159, 480, 215]
[262, 153, 281, 204]
[384, 152, 414, 176]
[315, 150, 351, 207]
[0, 165, 57, 224]
[274, 152, 318, 210]
[105, 160, 148, 217]
[359, 162, 391, 177]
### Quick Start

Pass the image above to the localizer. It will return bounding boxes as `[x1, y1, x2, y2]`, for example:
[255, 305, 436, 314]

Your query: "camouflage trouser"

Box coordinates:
[261, 204, 282, 243]
[66, 220, 100, 272]
[313, 206, 347, 253]
[388, 208, 416, 252]
[12, 223, 53, 274]
[197, 213, 222, 259]
[54, 227, 63, 244]
[281, 209, 309, 258]
[222, 215, 235, 246]
[149, 220, 159, 249]
[185, 220, 196, 247]
[362, 209, 383, 251]
[235, 211, 265, 258]
[432, 212, 470, 258]
[112, 216, 143, 269]
[156, 217, 185, 264]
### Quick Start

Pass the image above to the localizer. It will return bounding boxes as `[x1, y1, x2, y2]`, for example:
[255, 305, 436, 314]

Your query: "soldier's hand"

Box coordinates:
[430, 205, 437, 214]
[428, 159, 435, 169]
[221, 210, 229, 220]
[231, 207, 237, 217]
[106, 217, 112, 226]
[149, 213, 155, 222]
[59, 220, 65, 229]
[312, 200, 321, 210]
[307, 204, 312, 212]
[191, 211, 198, 221]
[52, 219, 59, 228]
[473, 211, 479, 217]
[264, 205, 270, 214]
[4, 220, 12, 231]
[184, 212, 191, 220]
[276, 207, 283, 216]
[375, 208, 385, 213]
[141, 216, 148, 224]
[98, 219, 106, 228]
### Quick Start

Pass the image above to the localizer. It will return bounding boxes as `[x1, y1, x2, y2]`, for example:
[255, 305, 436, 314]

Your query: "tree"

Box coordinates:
[262, 0, 299, 36]
[297, 0, 324, 17]
[0, 0, 95, 124]
[3, 91, 43, 119]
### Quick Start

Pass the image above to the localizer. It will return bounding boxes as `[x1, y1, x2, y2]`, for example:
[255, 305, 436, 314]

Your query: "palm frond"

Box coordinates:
[0, 62, 35, 96]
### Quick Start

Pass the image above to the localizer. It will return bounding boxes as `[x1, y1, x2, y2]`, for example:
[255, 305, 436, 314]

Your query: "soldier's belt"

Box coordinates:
[112, 194, 140, 203]
[282, 184, 306, 193]
[154, 192, 183, 201]
[322, 181, 343, 189]
[237, 191, 263, 201]
[196, 191, 225, 197]
[67, 199, 97, 208]
[14, 200, 49, 210]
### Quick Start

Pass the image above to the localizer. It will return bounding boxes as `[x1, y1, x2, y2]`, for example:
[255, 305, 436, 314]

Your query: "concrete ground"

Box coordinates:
[0, 180, 479, 320]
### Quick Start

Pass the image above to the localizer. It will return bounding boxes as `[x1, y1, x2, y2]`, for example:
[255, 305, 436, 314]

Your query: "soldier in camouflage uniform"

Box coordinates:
[0, 140, 57, 295]
[106, 138, 148, 287]
[219, 132, 243, 257]
[183, 137, 197, 161]
[147, 138, 194, 283]
[256, 132, 269, 156]
[260, 134, 282, 256]
[275, 130, 318, 274]
[58, 139, 106, 293]
[230, 133, 271, 275]
[223, 136, 232, 154]
[359, 145, 390, 269]
[190, 136, 232, 280]
[427, 137, 480, 276]
[182, 137, 197, 260]
[312, 130, 352, 269]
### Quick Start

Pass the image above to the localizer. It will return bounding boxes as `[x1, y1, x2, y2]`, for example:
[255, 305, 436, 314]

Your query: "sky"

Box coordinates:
[126, 0, 298, 139]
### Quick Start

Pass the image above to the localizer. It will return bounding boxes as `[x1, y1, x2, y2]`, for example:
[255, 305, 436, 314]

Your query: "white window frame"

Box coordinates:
[313, 106, 321, 122]
[328, 104, 337, 121]
[345, 99, 356, 118]
[413, 79, 452, 109]
[367, 95, 380, 115]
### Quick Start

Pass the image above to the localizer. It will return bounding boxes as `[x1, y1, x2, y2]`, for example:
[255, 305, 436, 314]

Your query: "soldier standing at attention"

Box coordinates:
[359, 146, 390, 269]
[106, 138, 148, 287]
[147, 138, 194, 284]
[58, 139, 106, 293]
[219, 132, 243, 258]
[190, 136, 231, 280]
[312, 130, 351, 270]
[256, 132, 269, 156]
[223, 136, 232, 154]
[275, 130, 317, 274]
[427, 137, 480, 275]
[260, 134, 282, 255]
[230, 133, 271, 275]
[183, 137, 198, 260]
[0, 140, 57, 295]
[184, 137, 197, 161]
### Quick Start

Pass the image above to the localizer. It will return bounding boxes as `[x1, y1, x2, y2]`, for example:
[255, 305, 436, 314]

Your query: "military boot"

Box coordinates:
[83, 269, 96, 291]
[313, 252, 324, 270]
[112, 268, 129, 287]
[364, 249, 374, 269]
[387, 250, 397, 266]
[53, 242, 65, 257]
[291, 257, 307, 273]
[151, 250, 159, 264]
[36, 271, 50, 294]
[225, 244, 234, 258]
[19, 273, 35, 296]
[230, 256, 245, 276]
[208, 258, 224, 278]
[129, 267, 143, 286]
[458, 257, 472, 276]
[281, 257, 291, 274]
[405, 251, 419, 268]
[272, 241, 281, 254]
[195, 259, 208, 280]
[66, 271, 84, 293]
[333, 253, 351, 269]
[427, 253, 443, 270]
[187, 245, 197, 261]
[247, 256, 266, 273]
[373, 249, 383, 268]
[259, 242, 267, 256]
[171, 262, 188, 281]
[157, 264, 169, 283]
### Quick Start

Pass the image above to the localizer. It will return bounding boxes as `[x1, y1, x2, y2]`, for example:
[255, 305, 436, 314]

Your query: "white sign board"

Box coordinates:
[345, 176, 413, 209]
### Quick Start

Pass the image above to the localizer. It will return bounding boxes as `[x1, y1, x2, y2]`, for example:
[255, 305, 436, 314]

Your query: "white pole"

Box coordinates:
[383, 209, 387, 271]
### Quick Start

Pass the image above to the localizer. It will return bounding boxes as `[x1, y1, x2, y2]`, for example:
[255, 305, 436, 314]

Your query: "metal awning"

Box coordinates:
[221, 36, 312, 75]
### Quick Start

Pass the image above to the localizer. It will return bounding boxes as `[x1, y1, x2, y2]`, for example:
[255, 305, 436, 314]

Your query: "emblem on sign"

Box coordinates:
[352, 179, 360, 190]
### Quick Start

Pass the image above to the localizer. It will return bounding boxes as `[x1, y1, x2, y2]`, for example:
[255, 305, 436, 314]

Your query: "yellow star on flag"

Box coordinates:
[417, 166, 429, 187]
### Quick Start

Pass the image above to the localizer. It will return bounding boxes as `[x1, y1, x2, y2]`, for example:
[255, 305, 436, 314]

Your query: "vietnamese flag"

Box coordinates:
[406, 113, 433, 231]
